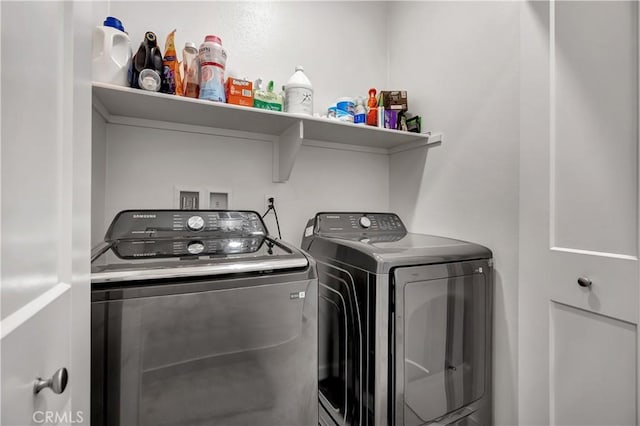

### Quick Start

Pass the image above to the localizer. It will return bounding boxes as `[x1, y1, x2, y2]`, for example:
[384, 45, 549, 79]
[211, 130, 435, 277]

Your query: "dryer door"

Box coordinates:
[317, 262, 365, 426]
[392, 260, 490, 426]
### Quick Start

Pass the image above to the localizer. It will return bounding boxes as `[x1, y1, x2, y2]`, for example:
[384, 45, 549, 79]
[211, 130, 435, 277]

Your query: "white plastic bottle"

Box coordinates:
[284, 66, 313, 115]
[92, 17, 132, 86]
[354, 96, 366, 125]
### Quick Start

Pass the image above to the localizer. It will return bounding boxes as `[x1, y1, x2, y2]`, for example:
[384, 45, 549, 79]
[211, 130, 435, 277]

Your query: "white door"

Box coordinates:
[520, 1, 639, 425]
[1, 2, 92, 425]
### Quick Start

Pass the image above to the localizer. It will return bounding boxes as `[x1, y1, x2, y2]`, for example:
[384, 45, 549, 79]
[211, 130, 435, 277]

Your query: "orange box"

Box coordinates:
[226, 78, 254, 107]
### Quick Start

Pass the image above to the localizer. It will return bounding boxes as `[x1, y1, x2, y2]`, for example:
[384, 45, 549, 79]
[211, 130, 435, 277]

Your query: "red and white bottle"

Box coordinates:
[198, 35, 227, 102]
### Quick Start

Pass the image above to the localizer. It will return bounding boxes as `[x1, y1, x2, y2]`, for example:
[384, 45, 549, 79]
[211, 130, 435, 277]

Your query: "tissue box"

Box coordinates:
[380, 90, 408, 111]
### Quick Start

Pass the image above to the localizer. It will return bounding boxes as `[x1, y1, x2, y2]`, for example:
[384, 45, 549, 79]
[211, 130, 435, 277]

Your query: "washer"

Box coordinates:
[91, 210, 318, 426]
[301, 212, 492, 426]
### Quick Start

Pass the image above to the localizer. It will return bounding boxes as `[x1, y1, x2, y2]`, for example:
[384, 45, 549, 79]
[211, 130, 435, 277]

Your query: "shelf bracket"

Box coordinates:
[388, 132, 444, 154]
[273, 120, 304, 183]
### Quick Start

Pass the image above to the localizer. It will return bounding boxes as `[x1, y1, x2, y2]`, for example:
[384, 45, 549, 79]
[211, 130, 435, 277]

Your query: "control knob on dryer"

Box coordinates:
[187, 215, 205, 231]
[359, 216, 371, 229]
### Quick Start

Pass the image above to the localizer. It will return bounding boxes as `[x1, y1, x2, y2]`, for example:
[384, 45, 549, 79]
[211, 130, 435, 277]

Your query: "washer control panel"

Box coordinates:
[106, 210, 267, 241]
[314, 212, 406, 235]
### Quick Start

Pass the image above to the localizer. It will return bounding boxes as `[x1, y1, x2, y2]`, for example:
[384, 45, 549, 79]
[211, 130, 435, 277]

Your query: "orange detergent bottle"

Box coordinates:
[367, 88, 378, 126]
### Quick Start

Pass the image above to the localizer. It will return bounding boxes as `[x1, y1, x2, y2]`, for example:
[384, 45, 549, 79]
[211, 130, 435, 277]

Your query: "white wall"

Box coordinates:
[387, 3, 520, 425]
[100, 124, 389, 244]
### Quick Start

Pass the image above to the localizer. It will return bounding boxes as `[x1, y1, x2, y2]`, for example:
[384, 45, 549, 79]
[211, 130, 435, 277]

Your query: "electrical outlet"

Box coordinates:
[210, 192, 229, 210]
[174, 185, 202, 210]
[179, 191, 199, 210]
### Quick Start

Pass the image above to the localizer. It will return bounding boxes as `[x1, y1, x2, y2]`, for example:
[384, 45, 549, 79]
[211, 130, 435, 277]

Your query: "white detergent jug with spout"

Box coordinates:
[284, 66, 313, 116]
[92, 17, 132, 86]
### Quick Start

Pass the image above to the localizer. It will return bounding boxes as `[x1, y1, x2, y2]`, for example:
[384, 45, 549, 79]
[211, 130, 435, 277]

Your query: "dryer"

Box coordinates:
[301, 212, 492, 426]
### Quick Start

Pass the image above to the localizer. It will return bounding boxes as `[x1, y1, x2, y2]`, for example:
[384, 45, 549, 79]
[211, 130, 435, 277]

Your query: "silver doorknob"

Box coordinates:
[577, 277, 592, 288]
[34, 367, 68, 395]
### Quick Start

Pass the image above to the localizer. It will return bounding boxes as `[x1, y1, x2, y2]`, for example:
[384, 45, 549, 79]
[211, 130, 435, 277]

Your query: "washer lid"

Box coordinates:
[104, 210, 268, 242]
[92, 209, 309, 284]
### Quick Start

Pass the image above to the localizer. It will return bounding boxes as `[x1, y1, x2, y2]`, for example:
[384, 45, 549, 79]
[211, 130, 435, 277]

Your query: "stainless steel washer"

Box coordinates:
[91, 210, 318, 426]
[301, 212, 492, 426]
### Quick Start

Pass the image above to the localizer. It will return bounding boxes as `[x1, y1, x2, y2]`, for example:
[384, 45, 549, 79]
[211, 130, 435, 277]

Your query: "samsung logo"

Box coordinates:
[133, 214, 156, 219]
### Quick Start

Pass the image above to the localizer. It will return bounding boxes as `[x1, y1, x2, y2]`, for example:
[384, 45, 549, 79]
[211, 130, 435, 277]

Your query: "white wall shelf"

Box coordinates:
[92, 82, 442, 182]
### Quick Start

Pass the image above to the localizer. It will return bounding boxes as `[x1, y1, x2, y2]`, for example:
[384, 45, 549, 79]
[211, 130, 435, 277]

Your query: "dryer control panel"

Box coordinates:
[313, 212, 406, 235]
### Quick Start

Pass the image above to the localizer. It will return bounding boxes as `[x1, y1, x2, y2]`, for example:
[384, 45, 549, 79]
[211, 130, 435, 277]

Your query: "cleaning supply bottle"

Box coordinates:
[92, 16, 132, 86]
[198, 35, 227, 102]
[268, 81, 284, 111]
[366, 88, 378, 126]
[182, 42, 199, 98]
[161, 30, 180, 95]
[284, 66, 313, 115]
[129, 31, 164, 91]
[354, 96, 366, 125]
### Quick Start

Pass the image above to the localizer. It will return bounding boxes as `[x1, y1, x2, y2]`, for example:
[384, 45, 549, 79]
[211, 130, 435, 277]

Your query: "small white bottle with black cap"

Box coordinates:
[284, 65, 313, 116]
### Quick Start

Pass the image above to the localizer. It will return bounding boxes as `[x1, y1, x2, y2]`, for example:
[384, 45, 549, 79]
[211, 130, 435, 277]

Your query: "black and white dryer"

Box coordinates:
[301, 212, 492, 426]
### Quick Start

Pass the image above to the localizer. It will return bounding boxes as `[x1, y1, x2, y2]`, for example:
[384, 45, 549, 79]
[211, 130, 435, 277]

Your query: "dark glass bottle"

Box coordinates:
[129, 31, 163, 90]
